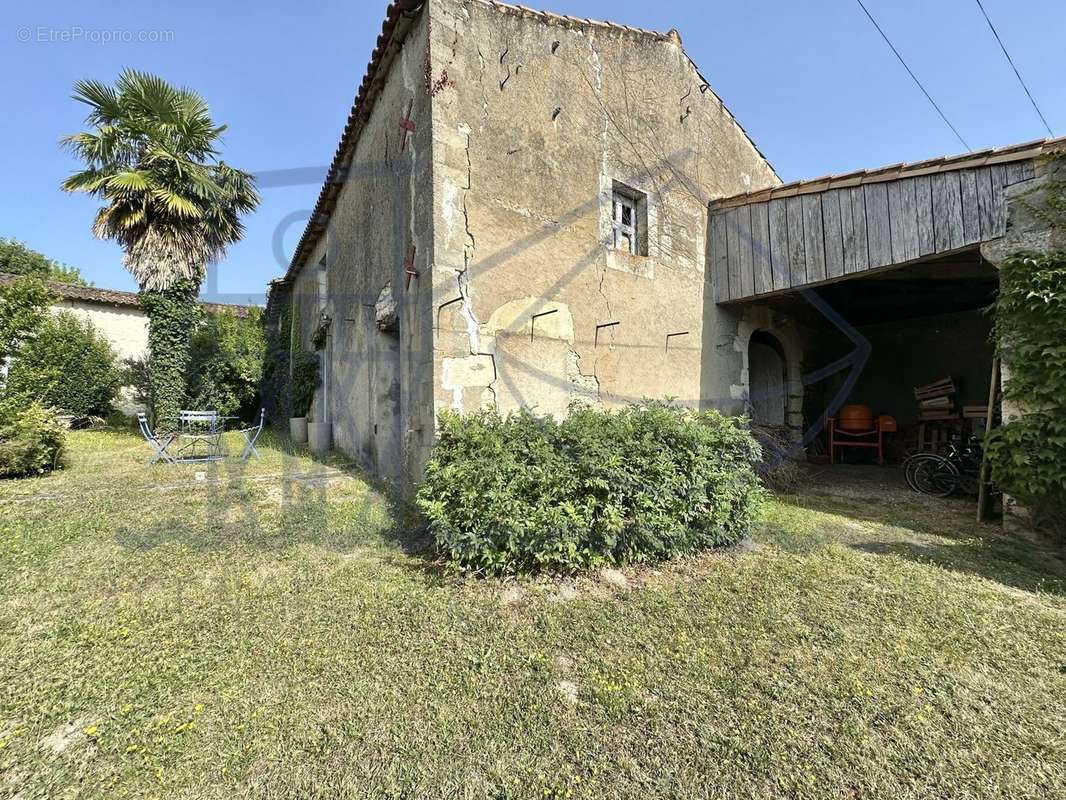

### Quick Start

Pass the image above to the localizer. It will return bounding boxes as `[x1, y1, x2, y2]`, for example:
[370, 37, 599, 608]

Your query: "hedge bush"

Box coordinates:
[0, 238, 86, 285]
[0, 274, 54, 364]
[187, 308, 266, 417]
[4, 312, 120, 417]
[0, 401, 66, 479]
[139, 280, 200, 424]
[289, 350, 320, 419]
[417, 402, 764, 575]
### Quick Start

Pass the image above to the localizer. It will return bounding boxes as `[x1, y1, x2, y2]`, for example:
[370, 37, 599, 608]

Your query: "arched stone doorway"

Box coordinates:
[748, 330, 787, 426]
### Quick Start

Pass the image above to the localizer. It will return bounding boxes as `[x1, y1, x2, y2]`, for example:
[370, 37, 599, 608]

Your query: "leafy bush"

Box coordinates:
[0, 238, 86, 285]
[289, 350, 320, 419]
[985, 413, 1065, 536]
[417, 402, 765, 575]
[4, 312, 120, 416]
[0, 401, 66, 478]
[988, 251, 1066, 534]
[261, 294, 292, 424]
[0, 275, 54, 364]
[187, 308, 266, 417]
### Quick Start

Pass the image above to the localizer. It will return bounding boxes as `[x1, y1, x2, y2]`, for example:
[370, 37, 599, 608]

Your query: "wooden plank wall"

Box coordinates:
[710, 160, 1035, 303]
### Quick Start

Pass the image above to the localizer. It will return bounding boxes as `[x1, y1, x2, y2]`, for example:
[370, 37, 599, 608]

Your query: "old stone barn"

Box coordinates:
[267, 0, 1065, 485]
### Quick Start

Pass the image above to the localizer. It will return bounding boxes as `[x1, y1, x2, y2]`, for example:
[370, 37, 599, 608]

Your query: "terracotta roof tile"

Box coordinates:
[0, 273, 253, 317]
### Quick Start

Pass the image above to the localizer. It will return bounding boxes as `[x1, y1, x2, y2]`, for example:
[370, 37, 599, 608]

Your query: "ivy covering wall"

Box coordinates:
[139, 280, 200, 424]
[985, 154, 1066, 536]
[987, 251, 1066, 534]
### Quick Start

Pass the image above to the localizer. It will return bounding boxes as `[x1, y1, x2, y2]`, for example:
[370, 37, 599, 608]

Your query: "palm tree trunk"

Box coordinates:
[139, 280, 199, 424]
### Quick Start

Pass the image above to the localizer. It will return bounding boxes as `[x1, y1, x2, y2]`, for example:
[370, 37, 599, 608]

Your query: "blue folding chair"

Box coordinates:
[237, 409, 265, 461]
[137, 412, 177, 465]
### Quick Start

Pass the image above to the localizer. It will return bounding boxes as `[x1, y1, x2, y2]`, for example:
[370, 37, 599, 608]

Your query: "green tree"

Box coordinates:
[0, 275, 54, 365]
[187, 307, 266, 417]
[4, 312, 121, 417]
[61, 69, 259, 423]
[0, 239, 86, 285]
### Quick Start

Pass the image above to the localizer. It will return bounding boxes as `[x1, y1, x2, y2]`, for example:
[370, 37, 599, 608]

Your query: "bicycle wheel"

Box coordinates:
[903, 453, 941, 493]
[913, 457, 960, 497]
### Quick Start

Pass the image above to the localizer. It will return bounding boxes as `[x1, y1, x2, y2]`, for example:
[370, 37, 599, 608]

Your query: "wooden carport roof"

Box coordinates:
[709, 136, 1066, 303]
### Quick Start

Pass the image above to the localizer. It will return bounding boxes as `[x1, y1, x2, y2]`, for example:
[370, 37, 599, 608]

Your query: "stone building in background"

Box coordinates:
[0, 273, 250, 415]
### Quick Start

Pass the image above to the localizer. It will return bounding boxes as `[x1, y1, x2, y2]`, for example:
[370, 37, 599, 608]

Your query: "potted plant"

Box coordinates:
[288, 351, 320, 444]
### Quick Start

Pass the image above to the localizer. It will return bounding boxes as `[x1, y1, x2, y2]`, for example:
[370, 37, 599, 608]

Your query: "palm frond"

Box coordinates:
[63, 70, 259, 291]
[151, 188, 203, 219]
[106, 170, 152, 191]
[71, 79, 122, 123]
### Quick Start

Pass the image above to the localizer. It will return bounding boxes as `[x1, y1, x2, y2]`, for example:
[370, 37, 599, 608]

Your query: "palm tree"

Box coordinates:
[62, 69, 259, 423]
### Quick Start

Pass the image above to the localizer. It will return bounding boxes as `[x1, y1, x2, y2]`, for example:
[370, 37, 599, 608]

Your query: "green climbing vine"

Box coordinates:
[987, 153, 1066, 535]
[139, 280, 201, 424]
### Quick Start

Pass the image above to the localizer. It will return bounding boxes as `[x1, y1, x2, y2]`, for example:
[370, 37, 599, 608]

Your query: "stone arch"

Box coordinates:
[734, 306, 804, 444]
[748, 330, 787, 426]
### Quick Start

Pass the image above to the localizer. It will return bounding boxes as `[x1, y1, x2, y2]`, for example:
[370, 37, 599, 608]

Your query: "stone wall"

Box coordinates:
[426, 0, 779, 424]
[290, 9, 437, 486]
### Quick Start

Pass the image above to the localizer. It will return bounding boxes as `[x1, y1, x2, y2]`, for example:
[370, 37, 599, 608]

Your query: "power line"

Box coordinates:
[974, 0, 1054, 137]
[853, 0, 971, 152]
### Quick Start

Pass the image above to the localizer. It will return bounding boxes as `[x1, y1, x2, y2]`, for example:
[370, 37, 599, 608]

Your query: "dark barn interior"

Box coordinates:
[769, 249, 998, 462]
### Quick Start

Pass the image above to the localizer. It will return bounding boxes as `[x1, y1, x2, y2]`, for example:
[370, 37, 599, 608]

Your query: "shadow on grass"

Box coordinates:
[769, 488, 1066, 599]
[111, 448, 446, 578]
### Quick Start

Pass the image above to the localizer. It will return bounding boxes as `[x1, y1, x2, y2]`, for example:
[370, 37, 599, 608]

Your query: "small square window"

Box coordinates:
[611, 182, 648, 256]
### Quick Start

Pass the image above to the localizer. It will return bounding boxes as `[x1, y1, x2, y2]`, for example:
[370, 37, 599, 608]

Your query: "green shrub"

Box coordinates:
[289, 351, 320, 419]
[417, 402, 765, 575]
[985, 412, 1066, 536]
[139, 280, 200, 424]
[0, 238, 86, 285]
[261, 295, 292, 423]
[988, 251, 1066, 533]
[0, 275, 54, 364]
[4, 312, 120, 416]
[187, 308, 266, 417]
[0, 401, 66, 478]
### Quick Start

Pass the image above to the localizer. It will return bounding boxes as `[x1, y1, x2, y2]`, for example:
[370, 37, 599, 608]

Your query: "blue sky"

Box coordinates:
[1, 0, 1061, 301]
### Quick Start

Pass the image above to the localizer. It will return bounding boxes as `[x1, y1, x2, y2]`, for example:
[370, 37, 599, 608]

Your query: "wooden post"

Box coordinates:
[976, 356, 1000, 522]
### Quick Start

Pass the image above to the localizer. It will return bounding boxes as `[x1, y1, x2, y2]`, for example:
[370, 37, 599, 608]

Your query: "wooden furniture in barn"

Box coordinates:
[828, 405, 897, 465]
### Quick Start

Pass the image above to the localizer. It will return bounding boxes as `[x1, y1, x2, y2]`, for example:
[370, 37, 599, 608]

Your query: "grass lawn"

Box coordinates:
[1, 430, 1064, 799]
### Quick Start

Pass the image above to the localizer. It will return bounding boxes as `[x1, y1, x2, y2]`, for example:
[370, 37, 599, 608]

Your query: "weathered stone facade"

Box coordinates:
[275, 0, 779, 486]
[429, 0, 777, 425]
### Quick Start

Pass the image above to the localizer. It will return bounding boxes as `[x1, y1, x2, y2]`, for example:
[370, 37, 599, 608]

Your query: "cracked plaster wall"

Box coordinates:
[427, 0, 779, 423]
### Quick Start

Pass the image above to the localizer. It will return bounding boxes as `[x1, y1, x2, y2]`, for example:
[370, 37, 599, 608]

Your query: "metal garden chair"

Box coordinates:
[137, 412, 177, 464]
[236, 409, 266, 461]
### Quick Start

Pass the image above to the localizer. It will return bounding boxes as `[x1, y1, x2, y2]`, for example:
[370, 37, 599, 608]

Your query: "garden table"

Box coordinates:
[139, 410, 264, 464]
[168, 410, 227, 463]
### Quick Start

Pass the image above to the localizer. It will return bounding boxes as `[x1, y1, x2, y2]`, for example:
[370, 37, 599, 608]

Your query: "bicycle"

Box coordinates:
[903, 437, 983, 497]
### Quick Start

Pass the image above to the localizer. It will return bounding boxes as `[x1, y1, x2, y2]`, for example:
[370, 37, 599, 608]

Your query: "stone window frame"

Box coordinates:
[610, 181, 649, 257]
